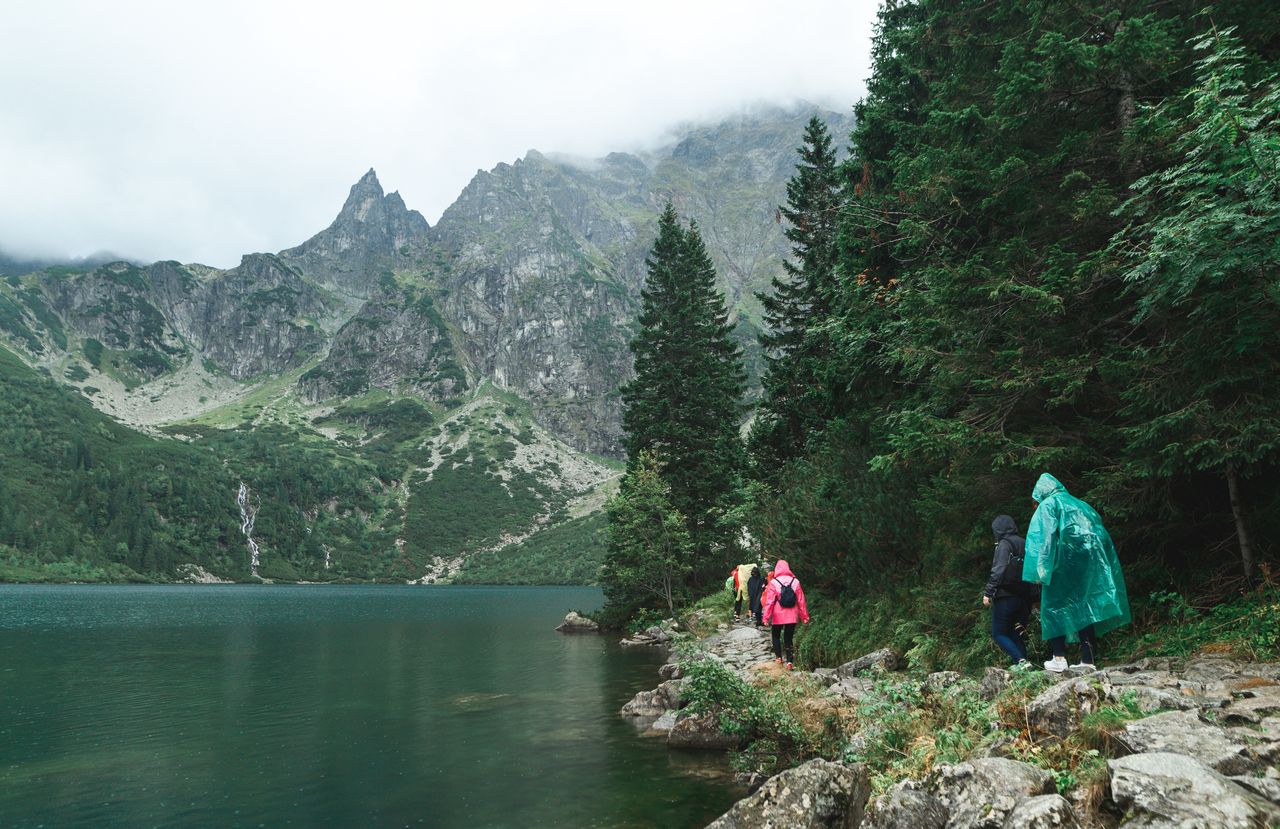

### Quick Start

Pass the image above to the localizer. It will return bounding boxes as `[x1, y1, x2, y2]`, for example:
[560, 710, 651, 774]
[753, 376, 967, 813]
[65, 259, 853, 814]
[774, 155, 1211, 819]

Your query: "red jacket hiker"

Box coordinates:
[762, 559, 809, 626]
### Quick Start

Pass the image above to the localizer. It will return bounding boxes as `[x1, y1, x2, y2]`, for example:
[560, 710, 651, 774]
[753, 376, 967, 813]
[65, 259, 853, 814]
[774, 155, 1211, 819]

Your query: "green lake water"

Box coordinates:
[0, 585, 740, 828]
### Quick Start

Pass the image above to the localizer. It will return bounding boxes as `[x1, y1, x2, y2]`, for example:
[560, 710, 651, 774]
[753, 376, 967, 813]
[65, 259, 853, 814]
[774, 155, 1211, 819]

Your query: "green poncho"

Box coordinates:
[1022, 473, 1131, 642]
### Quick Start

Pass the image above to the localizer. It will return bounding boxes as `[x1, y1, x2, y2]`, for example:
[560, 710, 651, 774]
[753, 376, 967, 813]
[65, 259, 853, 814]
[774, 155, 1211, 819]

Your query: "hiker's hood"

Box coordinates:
[772, 560, 794, 579]
[750, 566, 761, 579]
[992, 515, 1019, 540]
[1032, 473, 1066, 503]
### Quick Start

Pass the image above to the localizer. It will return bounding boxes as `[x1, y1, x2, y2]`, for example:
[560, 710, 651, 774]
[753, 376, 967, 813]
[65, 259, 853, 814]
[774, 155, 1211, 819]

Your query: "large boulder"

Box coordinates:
[704, 759, 870, 829]
[1116, 710, 1256, 774]
[863, 780, 947, 829]
[931, 757, 1054, 829]
[667, 711, 741, 750]
[835, 648, 900, 679]
[555, 611, 599, 633]
[1027, 676, 1110, 739]
[1108, 752, 1280, 827]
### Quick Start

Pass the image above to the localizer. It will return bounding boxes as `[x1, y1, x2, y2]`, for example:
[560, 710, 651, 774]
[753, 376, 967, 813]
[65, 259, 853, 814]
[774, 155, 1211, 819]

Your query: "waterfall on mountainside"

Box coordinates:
[237, 482, 261, 578]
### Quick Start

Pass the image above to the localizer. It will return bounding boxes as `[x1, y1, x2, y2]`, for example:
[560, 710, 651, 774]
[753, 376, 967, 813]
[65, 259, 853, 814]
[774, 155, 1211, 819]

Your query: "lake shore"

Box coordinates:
[597, 606, 1280, 828]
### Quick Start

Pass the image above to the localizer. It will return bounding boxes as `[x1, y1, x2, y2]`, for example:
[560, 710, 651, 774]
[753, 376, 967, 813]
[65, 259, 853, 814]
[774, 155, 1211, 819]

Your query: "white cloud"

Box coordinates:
[0, 0, 877, 267]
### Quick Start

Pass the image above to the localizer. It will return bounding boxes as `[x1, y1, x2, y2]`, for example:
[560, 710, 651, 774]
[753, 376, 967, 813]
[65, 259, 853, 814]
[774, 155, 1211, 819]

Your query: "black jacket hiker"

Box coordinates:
[985, 515, 1035, 601]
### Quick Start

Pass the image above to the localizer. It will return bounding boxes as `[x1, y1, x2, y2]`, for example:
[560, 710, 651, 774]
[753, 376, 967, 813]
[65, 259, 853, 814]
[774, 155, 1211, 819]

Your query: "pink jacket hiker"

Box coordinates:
[762, 559, 809, 625]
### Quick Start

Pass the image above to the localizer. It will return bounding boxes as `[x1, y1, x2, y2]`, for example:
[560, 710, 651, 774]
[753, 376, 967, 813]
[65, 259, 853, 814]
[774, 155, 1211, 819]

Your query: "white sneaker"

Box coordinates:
[1010, 660, 1036, 672]
[1044, 657, 1068, 673]
[1070, 662, 1097, 672]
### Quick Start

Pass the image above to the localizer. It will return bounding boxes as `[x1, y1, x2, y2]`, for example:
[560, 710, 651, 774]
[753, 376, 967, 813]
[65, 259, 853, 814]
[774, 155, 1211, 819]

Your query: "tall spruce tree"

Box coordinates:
[1111, 28, 1280, 581]
[619, 202, 746, 591]
[750, 116, 844, 473]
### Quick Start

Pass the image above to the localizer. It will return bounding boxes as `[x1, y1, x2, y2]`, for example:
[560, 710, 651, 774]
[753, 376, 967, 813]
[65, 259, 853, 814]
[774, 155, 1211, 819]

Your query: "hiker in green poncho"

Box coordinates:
[1023, 473, 1131, 673]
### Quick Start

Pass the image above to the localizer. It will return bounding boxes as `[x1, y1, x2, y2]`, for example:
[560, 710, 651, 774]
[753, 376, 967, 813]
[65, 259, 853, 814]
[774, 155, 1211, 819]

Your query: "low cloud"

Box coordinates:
[0, 0, 876, 268]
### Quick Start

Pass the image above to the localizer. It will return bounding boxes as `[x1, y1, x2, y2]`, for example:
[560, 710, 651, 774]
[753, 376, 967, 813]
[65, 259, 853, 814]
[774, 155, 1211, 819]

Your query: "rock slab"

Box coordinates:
[1108, 751, 1280, 828]
[704, 759, 870, 829]
[1116, 709, 1255, 774]
[931, 757, 1055, 829]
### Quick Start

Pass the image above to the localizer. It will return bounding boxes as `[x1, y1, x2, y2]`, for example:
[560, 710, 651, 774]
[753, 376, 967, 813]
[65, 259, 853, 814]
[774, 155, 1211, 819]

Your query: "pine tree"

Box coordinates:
[1111, 27, 1280, 580]
[619, 202, 747, 591]
[751, 116, 844, 472]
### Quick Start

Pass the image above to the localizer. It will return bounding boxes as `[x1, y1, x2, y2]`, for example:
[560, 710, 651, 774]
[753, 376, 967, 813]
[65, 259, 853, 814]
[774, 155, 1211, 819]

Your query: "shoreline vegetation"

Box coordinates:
[596, 588, 1280, 828]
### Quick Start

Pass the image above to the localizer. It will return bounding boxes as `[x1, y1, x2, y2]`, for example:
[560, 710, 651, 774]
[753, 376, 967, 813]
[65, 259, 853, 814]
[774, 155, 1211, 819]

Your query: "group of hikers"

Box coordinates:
[729, 473, 1130, 674]
[727, 559, 809, 669]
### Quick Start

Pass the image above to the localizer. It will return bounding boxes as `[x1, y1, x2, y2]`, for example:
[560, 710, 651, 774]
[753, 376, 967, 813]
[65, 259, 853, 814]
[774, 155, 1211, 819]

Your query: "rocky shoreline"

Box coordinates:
[586, 614, 1280, 828]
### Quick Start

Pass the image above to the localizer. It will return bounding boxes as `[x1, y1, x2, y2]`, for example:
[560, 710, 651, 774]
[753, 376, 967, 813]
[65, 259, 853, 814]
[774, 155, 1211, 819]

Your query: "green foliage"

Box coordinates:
[82, 338, 103, 369]
[453, 512, 607, 585]
[1115, 587, 1280, 660]
[843, 677, 996, 792]
[681, 657, 818, 773]
[601, 452, 693, 616]
[403, 438, 557, 561]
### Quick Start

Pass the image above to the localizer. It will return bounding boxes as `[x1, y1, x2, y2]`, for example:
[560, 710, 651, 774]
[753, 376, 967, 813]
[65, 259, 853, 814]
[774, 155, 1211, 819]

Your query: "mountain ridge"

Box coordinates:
[0, 103, 852, 582]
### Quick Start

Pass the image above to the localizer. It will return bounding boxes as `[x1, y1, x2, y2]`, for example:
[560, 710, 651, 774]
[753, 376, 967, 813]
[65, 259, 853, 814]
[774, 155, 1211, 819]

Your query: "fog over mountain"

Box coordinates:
[0, 1, 876, 266]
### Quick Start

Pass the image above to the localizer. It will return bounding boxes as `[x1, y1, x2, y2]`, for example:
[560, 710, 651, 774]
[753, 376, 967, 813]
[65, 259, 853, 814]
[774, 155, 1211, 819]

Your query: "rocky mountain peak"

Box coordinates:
[278, 168, 431, 298]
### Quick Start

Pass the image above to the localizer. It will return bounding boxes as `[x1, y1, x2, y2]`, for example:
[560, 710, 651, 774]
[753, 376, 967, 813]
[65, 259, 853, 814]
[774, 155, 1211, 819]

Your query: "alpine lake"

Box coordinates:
[0, 585, 740, 828]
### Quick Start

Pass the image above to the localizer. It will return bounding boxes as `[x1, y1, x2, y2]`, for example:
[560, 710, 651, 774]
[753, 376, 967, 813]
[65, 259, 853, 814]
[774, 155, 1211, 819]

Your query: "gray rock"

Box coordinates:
[658, 662, 683, 681]
[554, 611, 599, 633]
[667, 711, 741, 750]
[931, 758, 1054, 829]
[1229, 774, 1280, 805]
[1027, 676, 1110, 739]
[1114, 684, 1204, 714]
[620, 688, 668, 718]
[644, 625, 672, 644]
[1108, 752, 1280, 828]
[1221, 684, 1280, 724]
[924, 671, 964, 693]
[828, 676, 877, 702]
[980, 667, 1013, 701]
[863, 780, 947, 829]
[812, 668, 838, 688]
[657, 678, 685, 710]
[836, 648, 901, 679]
[722, 626, 766, 644]
[1116, 710, 1255, 774]
[704, 759, 870, 829]
[650, 711, 677, 732]
[1003, 794, 1080, 828]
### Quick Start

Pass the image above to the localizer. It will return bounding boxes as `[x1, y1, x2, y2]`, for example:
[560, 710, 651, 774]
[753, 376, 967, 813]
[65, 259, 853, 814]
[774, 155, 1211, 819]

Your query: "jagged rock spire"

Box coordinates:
[278, 168, 430, 298]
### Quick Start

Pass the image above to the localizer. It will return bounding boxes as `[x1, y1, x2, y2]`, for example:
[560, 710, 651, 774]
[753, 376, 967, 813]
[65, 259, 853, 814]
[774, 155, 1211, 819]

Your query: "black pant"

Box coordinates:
[1050, 625, 1097, 664]
[991, 595, 1031, 664]
[771, 623, 796, 663]
[734, 596, 743, 616]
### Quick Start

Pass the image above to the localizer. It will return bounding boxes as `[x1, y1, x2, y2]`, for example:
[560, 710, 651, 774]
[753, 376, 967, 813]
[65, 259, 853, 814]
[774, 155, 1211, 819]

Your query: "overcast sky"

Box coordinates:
[1, 1, 878, 268]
